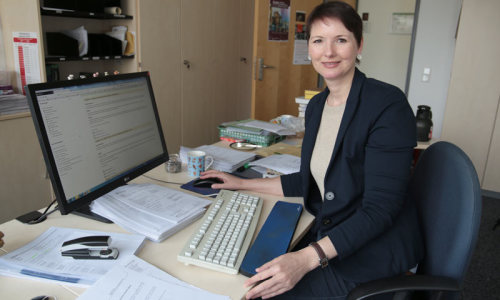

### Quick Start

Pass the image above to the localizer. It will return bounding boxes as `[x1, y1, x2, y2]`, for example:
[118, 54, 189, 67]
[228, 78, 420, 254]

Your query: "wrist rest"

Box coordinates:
[239, 201, 302, 277]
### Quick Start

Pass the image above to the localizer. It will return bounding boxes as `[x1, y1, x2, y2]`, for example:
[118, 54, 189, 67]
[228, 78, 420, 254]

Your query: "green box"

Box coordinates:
[218, 119, 285, 147]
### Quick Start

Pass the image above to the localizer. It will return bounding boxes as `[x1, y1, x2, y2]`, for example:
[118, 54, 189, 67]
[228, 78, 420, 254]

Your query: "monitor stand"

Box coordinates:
[72, 205, 113, 224]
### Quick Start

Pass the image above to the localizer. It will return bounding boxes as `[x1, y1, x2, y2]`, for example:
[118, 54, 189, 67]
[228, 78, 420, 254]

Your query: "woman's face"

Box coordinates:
[308, 17, 362, 83]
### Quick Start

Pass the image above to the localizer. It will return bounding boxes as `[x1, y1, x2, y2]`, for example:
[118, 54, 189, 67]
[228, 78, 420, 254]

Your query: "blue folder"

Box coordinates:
[239, 201, 303, 277]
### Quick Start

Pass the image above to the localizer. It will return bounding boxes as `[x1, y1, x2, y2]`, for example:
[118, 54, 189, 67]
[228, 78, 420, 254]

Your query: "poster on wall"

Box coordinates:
[268, 0, 290, 41]
[12, 32, 41, 94]
[293, 11, 309, 65]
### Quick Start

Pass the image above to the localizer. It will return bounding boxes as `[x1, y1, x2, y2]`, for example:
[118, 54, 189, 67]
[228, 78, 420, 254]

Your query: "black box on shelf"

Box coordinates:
[44, 0, 113, 13]
[43, 0, 77, 11]
[104, 0, 121, 8]
[87, 34, 122, 57]
[76, 0, 104, 13]
[46, 32, 79, 57]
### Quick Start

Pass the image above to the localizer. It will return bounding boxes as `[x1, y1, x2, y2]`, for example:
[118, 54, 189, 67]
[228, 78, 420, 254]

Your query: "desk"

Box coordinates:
[0, 153, 314, 299]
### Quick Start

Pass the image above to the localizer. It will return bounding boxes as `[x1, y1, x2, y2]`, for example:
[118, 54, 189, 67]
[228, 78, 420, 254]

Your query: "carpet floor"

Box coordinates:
[462, 196, 500, 299]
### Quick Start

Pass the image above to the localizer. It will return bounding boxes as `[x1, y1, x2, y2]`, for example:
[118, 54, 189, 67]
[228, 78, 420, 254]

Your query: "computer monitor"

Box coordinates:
[25, 72, 168, 222]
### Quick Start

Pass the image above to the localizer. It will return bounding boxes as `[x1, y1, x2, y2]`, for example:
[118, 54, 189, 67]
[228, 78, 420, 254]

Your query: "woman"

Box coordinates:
[202, 2, 423, 299]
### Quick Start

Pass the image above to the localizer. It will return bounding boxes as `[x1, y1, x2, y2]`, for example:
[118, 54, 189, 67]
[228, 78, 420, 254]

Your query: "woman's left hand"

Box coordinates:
[244, 248, 317, 299]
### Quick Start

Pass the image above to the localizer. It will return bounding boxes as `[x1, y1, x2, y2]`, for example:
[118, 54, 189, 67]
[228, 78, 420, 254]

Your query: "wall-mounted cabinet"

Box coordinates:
[39, 1, 139, 81]
[139, 0, 254, 153]
[0, 0, 139, 222]
[1, 0, 139, 89]
[0, 0, 254, 222]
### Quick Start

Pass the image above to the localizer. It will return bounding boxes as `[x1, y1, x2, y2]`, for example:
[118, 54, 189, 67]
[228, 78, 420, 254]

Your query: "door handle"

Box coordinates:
[183, 60, 191, 69]
[256, 58, 275, 80]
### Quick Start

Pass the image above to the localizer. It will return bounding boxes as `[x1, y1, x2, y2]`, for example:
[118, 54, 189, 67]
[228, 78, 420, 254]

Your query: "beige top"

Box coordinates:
[310, 101, 346, 199]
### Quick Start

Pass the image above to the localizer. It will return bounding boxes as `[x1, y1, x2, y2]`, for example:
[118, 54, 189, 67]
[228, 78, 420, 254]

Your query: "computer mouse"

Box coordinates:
[192, 177, 223, 188]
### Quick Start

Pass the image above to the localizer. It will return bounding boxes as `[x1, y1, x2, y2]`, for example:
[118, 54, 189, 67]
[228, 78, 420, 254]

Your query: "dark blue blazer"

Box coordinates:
[281, 69, 423, 282]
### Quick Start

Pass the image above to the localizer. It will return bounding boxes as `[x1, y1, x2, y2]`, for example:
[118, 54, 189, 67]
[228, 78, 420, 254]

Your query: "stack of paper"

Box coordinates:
[91, 183, 212, 242]
[296, 90, 321, 117]
[0, 227, 145, 286]
[295, 97, 309, 118]
[231, 119, 295, 136]
[0, 94, 29, 116]
[180, 144, 256, 173]
[249, 154, 301, 175]
[78, 256, 230, 300]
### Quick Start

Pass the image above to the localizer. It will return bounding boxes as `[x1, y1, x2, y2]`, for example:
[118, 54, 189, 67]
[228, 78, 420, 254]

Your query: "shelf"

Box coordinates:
[41, 8, 133, 20]
[0, 111, 31, 122]
[45, 55, 135, 62]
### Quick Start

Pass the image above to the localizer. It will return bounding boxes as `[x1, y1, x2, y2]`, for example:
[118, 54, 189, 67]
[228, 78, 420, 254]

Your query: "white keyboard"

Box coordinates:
[177, 190, 262, 274]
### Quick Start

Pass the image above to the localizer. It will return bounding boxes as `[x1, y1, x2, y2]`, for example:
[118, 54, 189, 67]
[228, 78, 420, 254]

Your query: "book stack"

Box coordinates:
[295, 89, 321, 117]
[218, 119, 294, 147]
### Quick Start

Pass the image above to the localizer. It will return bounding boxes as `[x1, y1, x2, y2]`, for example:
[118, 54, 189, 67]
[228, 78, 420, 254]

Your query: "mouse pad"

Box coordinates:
[181, 179, 220, 197]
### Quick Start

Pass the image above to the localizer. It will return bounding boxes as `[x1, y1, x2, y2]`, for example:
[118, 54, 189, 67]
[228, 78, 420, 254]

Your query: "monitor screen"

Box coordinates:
[25, 72, 168, 221]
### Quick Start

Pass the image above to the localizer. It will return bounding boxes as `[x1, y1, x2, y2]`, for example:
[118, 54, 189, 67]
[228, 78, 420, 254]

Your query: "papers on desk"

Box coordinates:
[249, 154, 301, 175]
[90, 183, 212, 242]
[180, 144, 256, 173]
[242, 119, 295, 136]
[0, 93, 29, 115]
[78, 256, 230, 300]
[0, 227, 145, 286]
[221, 119, 295, 136]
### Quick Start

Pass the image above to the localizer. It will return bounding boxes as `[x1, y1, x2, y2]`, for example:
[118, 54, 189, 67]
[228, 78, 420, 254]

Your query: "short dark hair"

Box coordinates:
[306, 1, 363, 47]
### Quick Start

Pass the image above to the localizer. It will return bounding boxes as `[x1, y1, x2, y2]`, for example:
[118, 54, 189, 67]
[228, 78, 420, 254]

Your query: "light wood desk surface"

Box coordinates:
[0, 150, 314, 299]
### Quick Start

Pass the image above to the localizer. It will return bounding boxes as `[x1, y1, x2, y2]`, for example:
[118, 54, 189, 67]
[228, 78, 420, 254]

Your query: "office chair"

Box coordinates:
[347, 141, 482, 300]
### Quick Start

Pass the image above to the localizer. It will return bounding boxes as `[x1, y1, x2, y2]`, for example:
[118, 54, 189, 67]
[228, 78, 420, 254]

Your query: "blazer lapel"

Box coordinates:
[328, 68, 366, 170]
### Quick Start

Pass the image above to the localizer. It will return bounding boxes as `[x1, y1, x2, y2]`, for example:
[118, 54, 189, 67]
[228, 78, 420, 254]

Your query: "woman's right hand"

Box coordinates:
[200, 170, 246, 190]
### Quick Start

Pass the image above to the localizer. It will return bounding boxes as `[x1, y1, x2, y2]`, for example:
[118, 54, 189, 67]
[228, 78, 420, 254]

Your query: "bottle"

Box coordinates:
[416, 105, 433, 142]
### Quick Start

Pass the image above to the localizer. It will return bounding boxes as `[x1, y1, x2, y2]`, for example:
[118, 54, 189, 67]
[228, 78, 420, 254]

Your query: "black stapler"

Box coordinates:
[61, 235, 119, 260]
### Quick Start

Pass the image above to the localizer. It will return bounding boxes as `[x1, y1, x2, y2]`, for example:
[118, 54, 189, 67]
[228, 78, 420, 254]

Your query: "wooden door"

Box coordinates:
[252, 0, 357, 121]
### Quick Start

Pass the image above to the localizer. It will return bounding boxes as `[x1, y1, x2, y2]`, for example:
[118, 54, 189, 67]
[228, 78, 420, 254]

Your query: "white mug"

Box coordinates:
[187, 150, 214, 177]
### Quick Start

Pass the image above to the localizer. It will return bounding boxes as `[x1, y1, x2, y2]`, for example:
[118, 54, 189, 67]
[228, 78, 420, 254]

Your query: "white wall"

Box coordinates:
[357, 0, 415, 92]
[407, 0, 462, 138]
[441, 0, 500, 190]
[0, 16, 6, 71]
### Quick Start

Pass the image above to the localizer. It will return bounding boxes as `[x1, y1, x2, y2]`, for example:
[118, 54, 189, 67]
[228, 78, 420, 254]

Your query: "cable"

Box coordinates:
[27, 199, 58, 225]
[141, 174, 184, 185]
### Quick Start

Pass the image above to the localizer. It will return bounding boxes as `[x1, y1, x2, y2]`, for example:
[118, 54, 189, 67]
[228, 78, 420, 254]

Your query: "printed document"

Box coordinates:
[249, 154, 301, 175]
[78, 256, 230, 300]
[0, 227, 145, 286]
[91, 183, 211, 242]
[243, 120, 295, 135]
[180, 144, 255, 172]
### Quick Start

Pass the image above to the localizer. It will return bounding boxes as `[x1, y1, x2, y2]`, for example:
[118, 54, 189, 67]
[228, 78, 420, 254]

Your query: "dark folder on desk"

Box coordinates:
[239, 201, 303, 277]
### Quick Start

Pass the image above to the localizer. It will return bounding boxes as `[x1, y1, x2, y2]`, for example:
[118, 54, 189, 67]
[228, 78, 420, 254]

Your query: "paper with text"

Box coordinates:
[77, 256, 230, 300]
[0, 227, 145, 286]
[249, 154, 301, 175]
